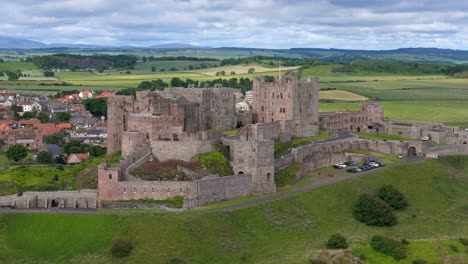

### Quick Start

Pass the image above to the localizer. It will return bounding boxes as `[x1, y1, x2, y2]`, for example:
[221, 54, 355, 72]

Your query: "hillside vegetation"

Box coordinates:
[0, 156, 466, 263]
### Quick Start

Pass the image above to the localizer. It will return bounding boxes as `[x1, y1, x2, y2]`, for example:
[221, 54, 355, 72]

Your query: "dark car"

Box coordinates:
[346, 168, 355, 173]
[359, 166, 367, 171]
[345, 160, 358, 166]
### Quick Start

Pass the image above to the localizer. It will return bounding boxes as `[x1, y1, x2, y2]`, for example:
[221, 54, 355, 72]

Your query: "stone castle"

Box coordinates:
[4, 74, 468, 210]
[97, 75, 321, 207]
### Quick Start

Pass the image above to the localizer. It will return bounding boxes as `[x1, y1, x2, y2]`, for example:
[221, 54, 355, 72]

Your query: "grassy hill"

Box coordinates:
[0, 156, 467, 263]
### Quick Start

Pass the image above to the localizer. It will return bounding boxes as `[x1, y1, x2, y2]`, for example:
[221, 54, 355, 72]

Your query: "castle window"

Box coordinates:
[108, 173, 112, 179]
[267, 173, 271, 181]
[123, 187, 126, 193]
[152, 188, 155, 192]
[272, 92, 275, 98]
[280, 93, 283, 99]
[143, 188, 146, 193]
[133, 188, 136, 193]
[261, 106, 264, 112]
[309, 94, 312, 99]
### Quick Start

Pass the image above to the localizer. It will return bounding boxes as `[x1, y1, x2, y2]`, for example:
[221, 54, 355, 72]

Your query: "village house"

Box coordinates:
[67, 153, 90, 164]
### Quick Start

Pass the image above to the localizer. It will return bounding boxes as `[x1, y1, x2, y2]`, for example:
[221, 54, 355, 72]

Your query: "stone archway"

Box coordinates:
[51, 199, 59, 207]
[357, 127, 361, 132]
[408, 146, 417, 157]
[238, 171, 244, 175]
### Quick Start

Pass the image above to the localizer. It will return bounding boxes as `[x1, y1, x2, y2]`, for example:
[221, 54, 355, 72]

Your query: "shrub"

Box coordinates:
[37, 151, 53, 164]
[309, 260, 326, 264]
[370, 235, 407, 260]
[196, 151, 231, 176]
[352, 193, 397, 226]
[459, 237, 468, 246]
[6, 144, 28, 161]
[401, 239, 409, 245]
[326, 234, 348, 249]
[111, 239, 133, 258]
[449, 244, 459, 253]
[413, 259, 428, 264]
[167, 257, 190, 264]
[275, 162, 301, 187]
[377, 184, 408, 210]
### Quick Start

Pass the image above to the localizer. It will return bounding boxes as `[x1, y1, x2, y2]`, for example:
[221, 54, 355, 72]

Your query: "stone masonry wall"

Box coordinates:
[426, 145, 468, 158]
[0, 190, 98, 209]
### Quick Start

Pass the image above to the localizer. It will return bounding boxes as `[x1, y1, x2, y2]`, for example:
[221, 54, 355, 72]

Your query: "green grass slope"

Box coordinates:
[0, 156, 467, 263]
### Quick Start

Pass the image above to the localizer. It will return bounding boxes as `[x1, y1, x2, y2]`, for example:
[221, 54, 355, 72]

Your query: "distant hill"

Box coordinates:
[0, 36, 46, 49]
[148, 43, 210, 49]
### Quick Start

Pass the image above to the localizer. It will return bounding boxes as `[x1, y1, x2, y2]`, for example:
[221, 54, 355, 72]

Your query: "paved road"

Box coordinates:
[0, 155, 425, 215]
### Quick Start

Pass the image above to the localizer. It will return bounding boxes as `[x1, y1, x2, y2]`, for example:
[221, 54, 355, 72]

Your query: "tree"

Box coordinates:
[44, 131, 67, 145]
[6, 71, 19, 81]
[83, 98, 107, 118]
[69, 146, 82, 154]
[37, 151, 53, 164]
[44, 70, 55, 77]
[37, 112, 49, 123]
[248, 67, 255, 74]
[377, 184, 408, 210]
[170, 77, 185, 87]
[6, 144, 28, 162]
[63, 140, 82, 155]
[352, 193, 397, 226]
[56, 112, 71, 122]
[21, 111, 36, 119]
[326, 234, 348, 249]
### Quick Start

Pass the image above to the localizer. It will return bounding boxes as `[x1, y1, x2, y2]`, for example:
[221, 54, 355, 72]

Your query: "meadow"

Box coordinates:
[0, 156, 467, 263]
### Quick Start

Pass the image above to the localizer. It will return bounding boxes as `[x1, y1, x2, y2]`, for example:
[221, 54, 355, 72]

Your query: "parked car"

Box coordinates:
[376, 161, 385, 167]
[421, 136, 429, 141]
[345, 160, 358, 166]
[369, 162, 380, 168]
[334, 163, 347, 169]
[397, 153, 404, 159]
[359, 166, 367, 171]
[346, 168, 355, 173]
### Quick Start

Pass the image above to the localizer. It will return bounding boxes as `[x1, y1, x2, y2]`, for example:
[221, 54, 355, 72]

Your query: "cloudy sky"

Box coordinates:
[1, 0, 467, 49]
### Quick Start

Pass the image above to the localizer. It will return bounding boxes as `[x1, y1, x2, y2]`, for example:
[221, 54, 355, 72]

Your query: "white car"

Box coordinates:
[333, 163, 347, 169]
[397, 153, 404, 159]
[421, 136, 429, 141]
[369, 162, 380, 167]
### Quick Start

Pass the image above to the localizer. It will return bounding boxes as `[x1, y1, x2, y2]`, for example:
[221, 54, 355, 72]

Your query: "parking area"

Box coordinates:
[333, 156, 386, 174]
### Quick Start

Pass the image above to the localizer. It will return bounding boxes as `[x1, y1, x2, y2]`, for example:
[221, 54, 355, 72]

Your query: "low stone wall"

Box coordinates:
[0, 190, 97, 209]
[100, 201, 185, 212]
[426, 145, 468, 158]
[195, 174, 253, 207]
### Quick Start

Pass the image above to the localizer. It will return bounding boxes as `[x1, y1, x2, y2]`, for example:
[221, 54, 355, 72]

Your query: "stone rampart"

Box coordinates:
[0, 190, 97, 209]
[426, 145, 468, 158]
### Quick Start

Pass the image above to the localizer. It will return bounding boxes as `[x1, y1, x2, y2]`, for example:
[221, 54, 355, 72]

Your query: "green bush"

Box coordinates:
[370, 235, 407, 260]
[196, 151, 231, 176]
[326, 233, 348, 249]
[377, 184, 408, 210]
[401, 239, 409, 245]
[413, 259, 428, 264]
[111, 239, 133, 258]
[449, 244, 459, 253]
[6, 144, 28, 161]
[352, 193, 397, 226]
[459, 237, 468, 246]
[37, 151, 53, 164]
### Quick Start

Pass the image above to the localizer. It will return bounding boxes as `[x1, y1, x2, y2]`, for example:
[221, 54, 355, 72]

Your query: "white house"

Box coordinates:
[79, 90, 93, 99]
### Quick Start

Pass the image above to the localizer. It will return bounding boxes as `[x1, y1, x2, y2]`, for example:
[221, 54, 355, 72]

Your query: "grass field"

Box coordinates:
[55, 70, 290, 87]
[320, 100, 468, 124]
[319, 90, 368, 101]
[0, 61, 37, 72]
[0, 156, 466, 263]
[194, 65, 299, 76]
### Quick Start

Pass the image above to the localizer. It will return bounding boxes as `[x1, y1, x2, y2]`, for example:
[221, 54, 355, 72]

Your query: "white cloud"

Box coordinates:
[0, 0, 466, 49]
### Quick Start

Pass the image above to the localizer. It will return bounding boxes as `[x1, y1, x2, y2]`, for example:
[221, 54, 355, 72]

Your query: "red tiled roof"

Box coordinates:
[68, 153, 90, 162]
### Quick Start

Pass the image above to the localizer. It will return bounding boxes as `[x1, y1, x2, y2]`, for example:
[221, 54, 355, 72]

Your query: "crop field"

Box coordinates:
[0, 61, 37, 72]
[0, 156, 466, 263]
[55, 70, 289, 87]
[320, 100, 468, 123]
[194, 65, 299, 76]
[319, 90, 368, 101]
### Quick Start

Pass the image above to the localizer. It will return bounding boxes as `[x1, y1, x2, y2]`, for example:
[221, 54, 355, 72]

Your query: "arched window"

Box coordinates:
[108, 173, 112, 179]
[261, 106, 264, 112]
[267, 173, 271, 181]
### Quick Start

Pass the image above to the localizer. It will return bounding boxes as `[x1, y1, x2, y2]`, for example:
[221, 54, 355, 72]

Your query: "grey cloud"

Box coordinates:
[0, 0, 467, 49]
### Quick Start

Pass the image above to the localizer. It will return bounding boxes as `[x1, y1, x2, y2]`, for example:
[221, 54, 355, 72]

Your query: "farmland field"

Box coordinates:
[0, 156, 467, 263]
[319, 90, 368, 101]
[194, 65, 299, 76]
[320, 100, 468, 123]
